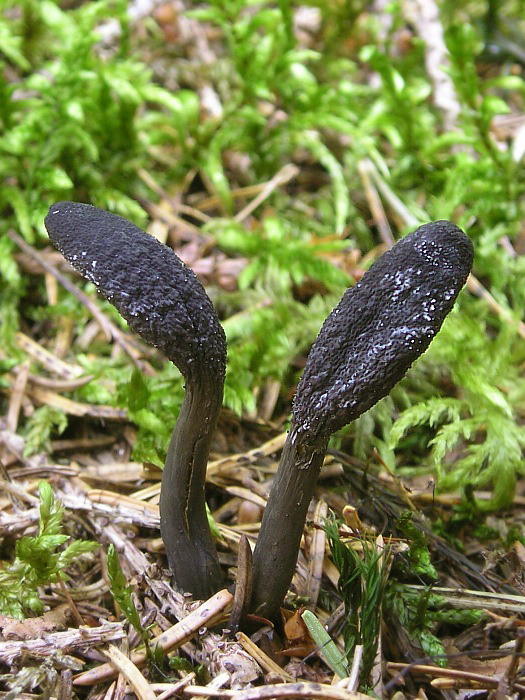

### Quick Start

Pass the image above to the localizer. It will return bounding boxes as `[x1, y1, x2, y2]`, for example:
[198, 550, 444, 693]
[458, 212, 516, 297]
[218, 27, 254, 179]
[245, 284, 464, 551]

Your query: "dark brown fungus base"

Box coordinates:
[45, 202, 226, 599]
[251, 220, 474, 619]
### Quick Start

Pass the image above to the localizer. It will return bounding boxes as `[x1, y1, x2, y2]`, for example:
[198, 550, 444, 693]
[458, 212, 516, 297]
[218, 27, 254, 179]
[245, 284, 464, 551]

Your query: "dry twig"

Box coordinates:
[74, 590, 233, 685]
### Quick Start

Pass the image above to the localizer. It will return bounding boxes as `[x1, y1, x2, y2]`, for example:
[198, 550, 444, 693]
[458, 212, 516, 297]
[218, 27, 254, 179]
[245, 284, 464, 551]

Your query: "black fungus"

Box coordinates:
[251, 220, 474, 618]
[45, 202, 226, 384]
[293, 221, 473, 443]
[45, 201, 226, 599]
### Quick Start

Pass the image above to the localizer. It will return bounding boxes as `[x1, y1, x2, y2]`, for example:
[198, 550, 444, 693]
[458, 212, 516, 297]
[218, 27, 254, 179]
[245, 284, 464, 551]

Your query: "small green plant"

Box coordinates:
[384, 582, 484, 667]
[0, 481, 98, 619]
[390, 316, 525, 509]
[394, 512, 438, 581]
[106, 545, 167, 676]
[23, 405, 68, 457]
[328, 515, 485, 675]
[325, 518, 392, 688]
[386, 513, 484, 665]
[106, 544, 152, 654]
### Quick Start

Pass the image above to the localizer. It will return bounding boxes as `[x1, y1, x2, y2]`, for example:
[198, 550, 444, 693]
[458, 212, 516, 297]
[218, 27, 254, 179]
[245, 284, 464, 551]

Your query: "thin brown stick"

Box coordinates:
[183, 683, 371, 700]
[235, 632, 294, 681]
[357, 160, 394, 247]
[304, 499, 327, 609]
[229, 534, 253, 632]
[467, 273, 525, 339]
[387, 661, 501, 688]
[57, 576, 84, 627]
[346, 644, 363, 692]
[234, 164, 299, 223]
[138, 168, 212, 225]
[15, 331, 84, 379]
[156, 674, 197, 700]
[24, 384, 128, 420]
[102, 645, 156, 700]
[6, 360, 29, 432]
[406, 585, 525, 613]
[143, 198, 205, 235]
[23, 372, 93, 391]
[498, 628, 525, 694]
[0, 621, 125, 664]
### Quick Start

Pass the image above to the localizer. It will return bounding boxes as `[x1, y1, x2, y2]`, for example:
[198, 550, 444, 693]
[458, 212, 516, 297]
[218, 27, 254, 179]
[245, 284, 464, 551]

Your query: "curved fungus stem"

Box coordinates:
[251, 221, 474, 618]
[45, 201, 225, 598]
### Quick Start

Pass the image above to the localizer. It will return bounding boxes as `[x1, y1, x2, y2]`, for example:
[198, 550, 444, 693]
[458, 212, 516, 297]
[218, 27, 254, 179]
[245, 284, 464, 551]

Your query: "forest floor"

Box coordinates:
[1, 1, 525, 699]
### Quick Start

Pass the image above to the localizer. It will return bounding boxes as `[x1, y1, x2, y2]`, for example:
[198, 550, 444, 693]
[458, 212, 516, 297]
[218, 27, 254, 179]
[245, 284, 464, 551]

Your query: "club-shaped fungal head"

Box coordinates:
[293, 221, 473, 443]
[45, 202, 226, 385]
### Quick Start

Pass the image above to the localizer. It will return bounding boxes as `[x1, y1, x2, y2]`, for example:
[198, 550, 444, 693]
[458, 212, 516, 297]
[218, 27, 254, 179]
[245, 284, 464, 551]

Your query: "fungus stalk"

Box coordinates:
[45, 202, 225, 599]
[161, 370, 224, 596]
[251, 221, 474, 618]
